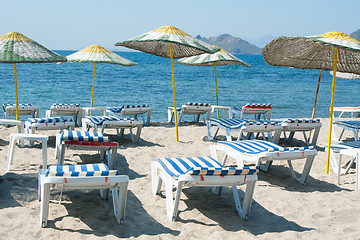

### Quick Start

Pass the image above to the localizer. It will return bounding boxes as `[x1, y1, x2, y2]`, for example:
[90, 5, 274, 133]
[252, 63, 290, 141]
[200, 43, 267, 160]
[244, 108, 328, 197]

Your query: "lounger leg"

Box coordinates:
[151, 162, 163, 196]
[129, 128, 135, 142]
[337, 129, 345, 141]
[112, 181, 128, 224]
[259, 161, 272, 172]
[206, 121, 215, 140]
[356, 152, 360, 190]
[109, 147, 117, 170]
[6, 134, 16, 172]
[135, 126, 142, 142]
[41, 139, 48, 169]
[240, 180, 256, 220]
[310, 127, 321, 146]
[288, 154, 315, 184]
[40, 182, 50, 228]
[58, 145, 66, 165]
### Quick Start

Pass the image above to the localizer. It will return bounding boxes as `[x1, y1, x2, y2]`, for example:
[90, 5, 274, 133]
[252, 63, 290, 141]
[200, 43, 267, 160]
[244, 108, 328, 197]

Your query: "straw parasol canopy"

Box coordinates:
[66, 45, 136, 112]
[115, 26, 220, 141]
[0, 32, 66, 120]
[263, 31, 360, 173]
[176, 46, 250, 117]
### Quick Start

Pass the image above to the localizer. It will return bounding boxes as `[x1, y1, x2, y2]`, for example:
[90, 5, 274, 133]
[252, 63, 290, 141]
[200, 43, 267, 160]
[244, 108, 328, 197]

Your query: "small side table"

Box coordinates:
[7, 133, 48, 172]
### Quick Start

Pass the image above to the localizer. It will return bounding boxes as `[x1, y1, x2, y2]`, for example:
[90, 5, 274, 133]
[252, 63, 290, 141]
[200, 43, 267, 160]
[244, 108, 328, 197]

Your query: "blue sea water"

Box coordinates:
[0, 50, 359, 122]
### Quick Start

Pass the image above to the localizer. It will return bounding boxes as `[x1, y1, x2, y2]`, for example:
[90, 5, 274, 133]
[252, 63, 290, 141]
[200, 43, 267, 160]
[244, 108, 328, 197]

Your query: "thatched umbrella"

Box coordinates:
[66, 45, 136, 114]
[176, 46, 250, 117]
[263, 32, 360, 173]
[115, 26, 220, 141]
[0, 32, 66, 120]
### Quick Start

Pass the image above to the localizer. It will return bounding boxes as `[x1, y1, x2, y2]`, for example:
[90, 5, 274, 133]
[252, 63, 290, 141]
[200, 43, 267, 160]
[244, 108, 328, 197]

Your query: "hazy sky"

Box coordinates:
[2, 0, 359, 50]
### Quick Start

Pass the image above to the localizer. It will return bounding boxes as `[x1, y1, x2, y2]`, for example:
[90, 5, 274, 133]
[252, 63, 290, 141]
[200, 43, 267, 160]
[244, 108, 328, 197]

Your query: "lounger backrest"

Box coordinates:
[45, 163, 119, 177]
[51, 103, 80, 109]
[123, 104, 149, 108]
[2, 103, 32, 112]
[106, 107, 124, 113]
[61, 130, 109, 142]
[186, 102, 211, 107]
[218, 140, 315, 155]
[282, 118, 320, 124]
[209, 118, 279, 129]
[242, 103, 272, 110]
[158, 156, 257, 178]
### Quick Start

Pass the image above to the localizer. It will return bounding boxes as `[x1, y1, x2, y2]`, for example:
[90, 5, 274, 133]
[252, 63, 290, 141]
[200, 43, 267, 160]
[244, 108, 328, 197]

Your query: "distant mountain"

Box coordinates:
[350, 29, 360, 41]
[196, 34, 262, 55]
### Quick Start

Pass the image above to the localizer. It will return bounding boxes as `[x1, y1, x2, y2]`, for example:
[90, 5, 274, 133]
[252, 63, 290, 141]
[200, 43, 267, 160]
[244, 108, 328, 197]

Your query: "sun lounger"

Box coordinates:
[327, 140, 360, 188]
[332, 120, 360, 141]
[152, 154, 258, 221]
[39, 163, 129, 227]
[46, 103, 81, 126]
[83, 116, 143, 142]
[119, 105, 152, 125]
[232, 103, 272, 120]
[25, 117, 75, 134]
[2, 103, 39, 120]
[168, 102, 212, 124]
[206, 118, 282, 142]
[55, 130, 119, 169]
[277, 118, 322, 146]
[213, 140, 317, 184]
[333, 106, 360, 118]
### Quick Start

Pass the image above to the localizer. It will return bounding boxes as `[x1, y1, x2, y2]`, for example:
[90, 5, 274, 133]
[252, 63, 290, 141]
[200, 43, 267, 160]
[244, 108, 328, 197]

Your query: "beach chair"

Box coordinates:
[46, 103, 81, 126]
[152, 154, 258, 221]
[119, 105, 152, 126]
[83, 116, 143, 142]
[332, 120, 360, 141]
[55, 130, 119, 169]
[333, 106, 360, 118]
[25, 117, 75, 134]
[206, 118, 282, 142]
[232, 103, 272, 120]
[277, 118, 322, 146]
[2, 103, 40, 120]
[327, 140, 360, 188]
[213, 140, 317, 184]
[39, 163, 129, 227]
[168, 102, 212, 124]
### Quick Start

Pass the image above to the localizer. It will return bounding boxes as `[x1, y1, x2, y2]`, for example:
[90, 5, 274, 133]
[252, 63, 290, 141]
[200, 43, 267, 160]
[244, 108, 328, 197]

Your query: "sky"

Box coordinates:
[2, 0, 359, 50]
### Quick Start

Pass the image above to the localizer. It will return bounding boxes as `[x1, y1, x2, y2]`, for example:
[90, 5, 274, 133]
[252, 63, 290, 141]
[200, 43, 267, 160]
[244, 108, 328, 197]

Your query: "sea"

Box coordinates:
[0, 50, 359, 122]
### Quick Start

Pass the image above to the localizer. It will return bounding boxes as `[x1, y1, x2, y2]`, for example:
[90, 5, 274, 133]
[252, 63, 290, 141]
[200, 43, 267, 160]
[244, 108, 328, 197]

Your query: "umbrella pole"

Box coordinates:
[326, 48, 338, 174]
[308, 69, 323, 142]
[214, 63, 219, 118]
[14, 63, 19, 126]
[170, 43, 179, 142]
[90, 62, 96, 116]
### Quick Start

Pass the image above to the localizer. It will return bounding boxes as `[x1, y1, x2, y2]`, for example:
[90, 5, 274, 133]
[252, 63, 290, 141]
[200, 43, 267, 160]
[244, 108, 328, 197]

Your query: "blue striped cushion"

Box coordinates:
[60, 130, 109, 142]
[46, 163, 120, 177]
[27, 117, 73, 124]
[334, 120, 360, 129]
[210, 118, 278, 129]
[51, 103, 80, 109]
[3, 103, 32, 111]
[158, 156, 258, 178]
[85, 116, 137, 125]
[244, 103, 272, 108]
[281, 118, 320, 124]
[123, 104, 149, 109]
[186, 102, 211, 107]
[106, 107, 124, 113]
[335, 140, 360, 149]
[218, 140, 315, 155]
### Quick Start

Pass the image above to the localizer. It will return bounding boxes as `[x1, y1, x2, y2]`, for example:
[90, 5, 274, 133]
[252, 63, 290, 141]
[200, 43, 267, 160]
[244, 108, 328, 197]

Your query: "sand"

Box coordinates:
[1, 117, 360, 239]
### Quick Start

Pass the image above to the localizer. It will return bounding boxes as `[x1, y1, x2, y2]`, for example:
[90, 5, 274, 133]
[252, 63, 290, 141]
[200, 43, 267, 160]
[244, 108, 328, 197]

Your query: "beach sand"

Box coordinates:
[1, 117, 360, 239]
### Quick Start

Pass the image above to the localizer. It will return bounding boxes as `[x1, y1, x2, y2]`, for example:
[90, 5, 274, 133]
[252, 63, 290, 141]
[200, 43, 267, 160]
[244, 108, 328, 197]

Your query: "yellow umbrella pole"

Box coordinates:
[326, 48, 338, 174]
[308, 69, 323, 142]
[90, 62, 96, 116]
[170, 43, 179, 142]
[14, 63, 19, 122]
[214, 62, 219, 118]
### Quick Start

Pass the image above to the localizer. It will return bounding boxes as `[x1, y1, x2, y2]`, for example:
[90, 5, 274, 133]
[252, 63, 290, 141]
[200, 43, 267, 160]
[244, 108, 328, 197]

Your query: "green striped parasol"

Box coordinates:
[0, 32, 66, 120]
[176, 47, 250, 117]
[115, 26, 220, 142]
[66, 45, 136, 113]
[263, 32, 360, 173]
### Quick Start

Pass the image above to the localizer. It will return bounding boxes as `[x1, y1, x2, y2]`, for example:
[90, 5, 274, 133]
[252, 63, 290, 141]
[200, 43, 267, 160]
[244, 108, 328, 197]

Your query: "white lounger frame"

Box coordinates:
[39, 169, 129, 227]
[151, 157, 257, 221]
